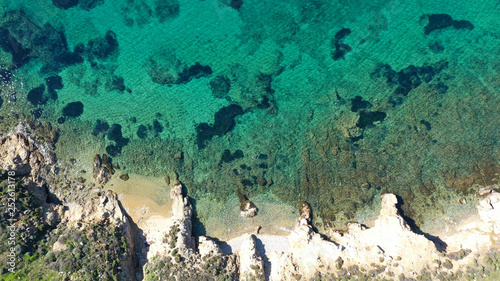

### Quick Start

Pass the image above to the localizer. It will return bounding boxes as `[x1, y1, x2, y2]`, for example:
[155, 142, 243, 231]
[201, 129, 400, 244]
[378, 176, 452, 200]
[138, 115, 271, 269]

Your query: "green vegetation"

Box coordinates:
[0, 173, 129, 280]
[144, 253, 236, 281]
[163, 223, 179, 249]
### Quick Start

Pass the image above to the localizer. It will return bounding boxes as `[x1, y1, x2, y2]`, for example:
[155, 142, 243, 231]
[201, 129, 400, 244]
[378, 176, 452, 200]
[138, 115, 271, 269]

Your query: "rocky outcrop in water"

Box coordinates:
[236, 188, 258, 218]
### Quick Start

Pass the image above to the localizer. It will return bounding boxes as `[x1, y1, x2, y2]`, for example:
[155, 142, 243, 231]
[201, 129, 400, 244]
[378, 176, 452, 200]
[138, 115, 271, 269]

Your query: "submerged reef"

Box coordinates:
[52, 0, 79, 10]
[154, 0, 180, 22]
[195, 104, 244, 149]
[0, 2, 499, 280]
[62, 101, 84, 118]
[52, 0, 105, 11]
[372, 60, 449, 97]
[106, 124, 130, 156]
[422, 13, 474, 35]
[3, 127, 500, 280]
[27, 85, 47, 106]
[45, 75, 63, 100]
[332, 28, 352, 60]
[0, 10, 83, 72]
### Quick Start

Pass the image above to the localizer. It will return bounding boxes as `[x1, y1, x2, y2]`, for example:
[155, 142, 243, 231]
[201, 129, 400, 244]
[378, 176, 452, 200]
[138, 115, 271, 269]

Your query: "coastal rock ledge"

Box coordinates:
[142, 180, 500, 280]
[3, 128, 500, 280]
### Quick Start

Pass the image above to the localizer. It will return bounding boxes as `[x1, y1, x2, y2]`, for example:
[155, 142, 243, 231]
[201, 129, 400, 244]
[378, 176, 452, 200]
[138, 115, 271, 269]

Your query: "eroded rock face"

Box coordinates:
[62, 190, 137, 280]
[0, 123, 54, 176]
[142, 182, 239, 280]
[198, 236, 223, 258]
[446, 188, 500, 253]
[64, 190, 127, 226]
[239, 234, 265, 280]
[170, 183, 196, 254]
[337, 194, 439, 272]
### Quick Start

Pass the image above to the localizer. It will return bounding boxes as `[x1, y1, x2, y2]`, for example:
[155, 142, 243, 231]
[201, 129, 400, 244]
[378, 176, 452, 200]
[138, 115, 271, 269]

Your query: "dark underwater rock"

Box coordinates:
[137, 125, 148, 139]
[395, 65, 422, 96]
[120, 174, 130, 181]
[107, 124, 129, 156]
[178, 62, 213, 84]
[371, 63, 397, 85]
[46, 75, 63, 90]
[79, 0, 104, 10]
[210, 75, 231, 99]
[229, 0, 243, 10]
[153, 120, 163, 134]
[220, 149, 244, 164]
[27, 84, 47, 106]
[350, 96, 371, 112]
[196, 104, 244, 149]
[105, 145, 122, 157]
[87, 30, 119, 60]
[108, 124, 129, 147]
[332, 28, 352, 60]
[333, 43, 352, 61]
[357, 111, 387, 129]
[420, 120, 431, 131]
[372, 61, 448, 97]
[31, 108, 43, 118]
[334, 28, 351, 42]
[154, 0, 180, 22]
[62, 101, 84, 117]
[431, 81, 449, 94]
[0, 28, 31, 67]
[428, 41, 444, 53]
[422, 14, 474, 35]
[52, 0, 79, 10]
[92, 119, 109, 136]
[111, 75, 126, 91]
[46, 75, 63, 100]
[258, 153, 268, 160]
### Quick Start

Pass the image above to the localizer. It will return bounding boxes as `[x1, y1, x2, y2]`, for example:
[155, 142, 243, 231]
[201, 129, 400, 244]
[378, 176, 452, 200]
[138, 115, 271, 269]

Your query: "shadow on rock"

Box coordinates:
[395, 195, 448, 252]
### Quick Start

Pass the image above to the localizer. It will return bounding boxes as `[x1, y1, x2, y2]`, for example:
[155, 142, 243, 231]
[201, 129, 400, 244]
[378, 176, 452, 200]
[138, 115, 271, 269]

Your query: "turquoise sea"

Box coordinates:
[0, 0, 499, 236]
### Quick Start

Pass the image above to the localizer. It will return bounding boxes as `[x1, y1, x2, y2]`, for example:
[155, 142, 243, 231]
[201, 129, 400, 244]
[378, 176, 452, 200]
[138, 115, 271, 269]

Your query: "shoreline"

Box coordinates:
[142, 180, 500, 280]
[3, 124, 500, 280]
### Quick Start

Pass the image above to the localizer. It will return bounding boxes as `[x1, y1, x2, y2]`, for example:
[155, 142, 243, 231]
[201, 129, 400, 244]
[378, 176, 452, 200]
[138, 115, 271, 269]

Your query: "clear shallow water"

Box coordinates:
[0, 0, 499, 235]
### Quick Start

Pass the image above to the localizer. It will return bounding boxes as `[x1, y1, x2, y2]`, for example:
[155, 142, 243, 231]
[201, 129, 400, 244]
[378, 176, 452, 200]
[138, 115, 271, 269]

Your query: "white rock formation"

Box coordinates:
[198, 236, 223, 258]
[336, 193, 440, 274]
[445, 188, 500, 253]
[169, 182, 196, 255]
[239, 234, 265, 280]
[143, 182, 223, 261]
